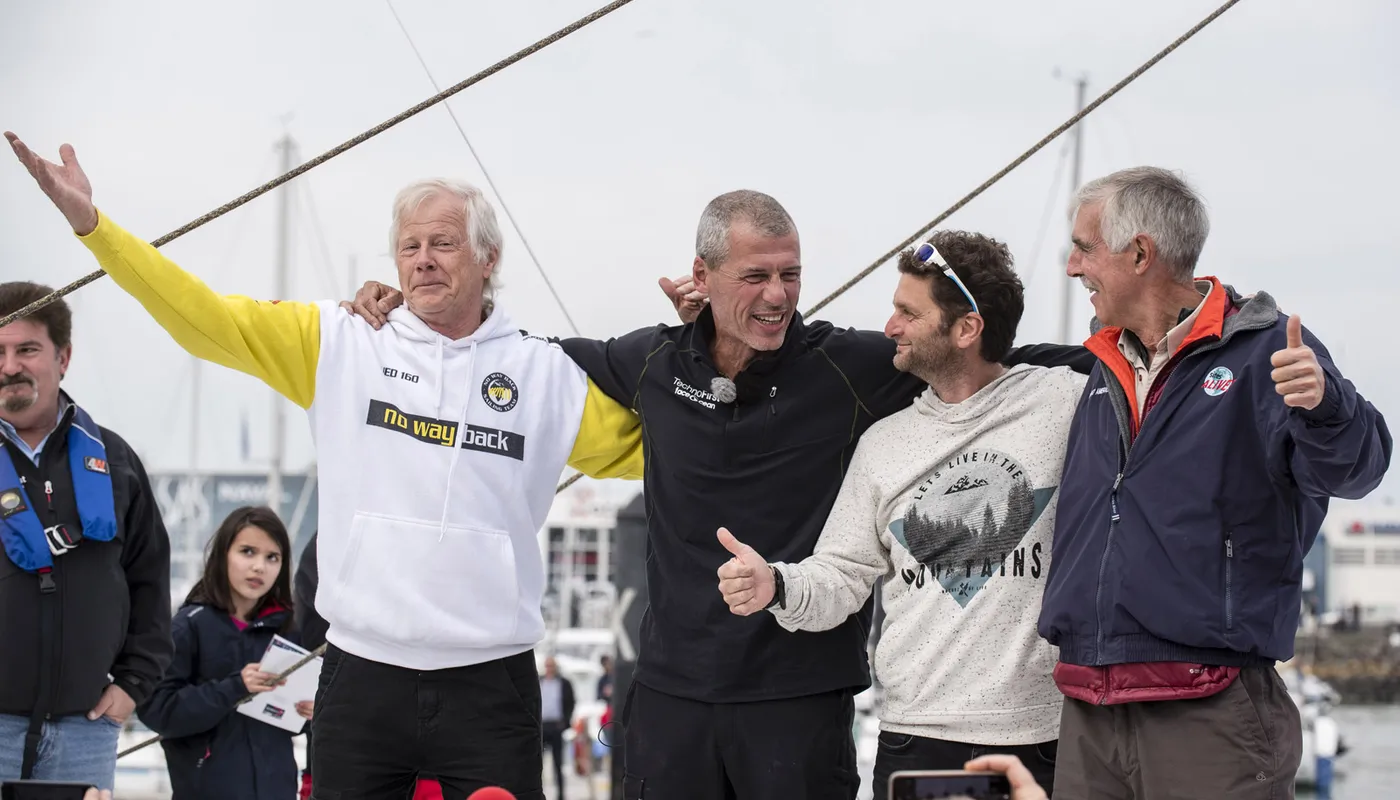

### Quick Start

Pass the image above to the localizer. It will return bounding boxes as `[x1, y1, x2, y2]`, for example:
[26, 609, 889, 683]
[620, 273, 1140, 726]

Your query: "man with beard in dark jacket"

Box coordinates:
[0, 281, 173, 792]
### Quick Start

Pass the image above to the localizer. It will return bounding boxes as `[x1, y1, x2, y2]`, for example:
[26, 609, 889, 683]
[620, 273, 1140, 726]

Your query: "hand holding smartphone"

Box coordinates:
[889, 769, 1012, 800]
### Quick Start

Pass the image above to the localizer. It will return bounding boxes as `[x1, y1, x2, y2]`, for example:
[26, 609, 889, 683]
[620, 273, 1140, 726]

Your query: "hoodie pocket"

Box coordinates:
[330, 512, 521, 646]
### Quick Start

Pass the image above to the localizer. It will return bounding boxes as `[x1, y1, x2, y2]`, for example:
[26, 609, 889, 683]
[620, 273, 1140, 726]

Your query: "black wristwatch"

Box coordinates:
[765, 565, 786, 610]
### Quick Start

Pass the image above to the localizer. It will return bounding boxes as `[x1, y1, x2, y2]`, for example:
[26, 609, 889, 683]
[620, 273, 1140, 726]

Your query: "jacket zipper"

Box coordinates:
[1093, 336, 1220, 668]
[1224, 532, 1234, 632]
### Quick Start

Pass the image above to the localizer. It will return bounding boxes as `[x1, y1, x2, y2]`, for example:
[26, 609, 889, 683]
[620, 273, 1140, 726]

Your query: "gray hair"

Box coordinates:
[1073, 167, 1210, 280]
[389, 178, 505, 298]
[695, 190, 796, 268]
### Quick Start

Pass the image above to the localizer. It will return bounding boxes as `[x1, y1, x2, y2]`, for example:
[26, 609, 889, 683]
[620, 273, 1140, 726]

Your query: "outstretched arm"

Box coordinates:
[8, 134, 321, 408]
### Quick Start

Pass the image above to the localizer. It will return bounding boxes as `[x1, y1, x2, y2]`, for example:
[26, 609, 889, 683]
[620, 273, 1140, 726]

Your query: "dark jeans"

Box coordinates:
[872, 732, 1058, 799]
[542, 720, 567, 798]
[309, 644, 543, 800]
[1053, 666, 1302, 800]
[620, 681, 860, 799]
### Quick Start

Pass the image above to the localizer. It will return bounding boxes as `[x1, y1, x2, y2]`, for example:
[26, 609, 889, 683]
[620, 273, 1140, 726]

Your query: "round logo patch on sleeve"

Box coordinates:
[481, 372, 519, 412]
[1202, 366, 1235, 396]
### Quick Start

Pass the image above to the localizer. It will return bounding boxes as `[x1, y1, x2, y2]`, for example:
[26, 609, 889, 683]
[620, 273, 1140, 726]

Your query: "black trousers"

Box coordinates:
[872, 732, 1058, 798]
[309, 644, 543, 800]
[541, 721, 568, 798]
[620, 681, 860, 799]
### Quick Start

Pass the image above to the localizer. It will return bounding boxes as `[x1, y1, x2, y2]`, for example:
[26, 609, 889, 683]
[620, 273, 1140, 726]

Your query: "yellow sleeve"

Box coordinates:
[76, 210, 321, 409]
[567, 378, 644, 480]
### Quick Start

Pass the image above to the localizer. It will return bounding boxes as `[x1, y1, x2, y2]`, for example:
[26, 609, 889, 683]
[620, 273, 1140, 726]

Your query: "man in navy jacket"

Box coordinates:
[1038, 167, 1392, 799]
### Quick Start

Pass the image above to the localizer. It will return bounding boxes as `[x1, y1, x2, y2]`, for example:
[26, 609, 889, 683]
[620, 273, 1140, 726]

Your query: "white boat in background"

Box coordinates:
[1284, 668, 1346, 790]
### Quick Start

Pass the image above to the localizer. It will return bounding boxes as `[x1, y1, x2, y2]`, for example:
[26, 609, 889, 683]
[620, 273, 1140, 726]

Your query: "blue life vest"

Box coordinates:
[0, 405, 117, 573]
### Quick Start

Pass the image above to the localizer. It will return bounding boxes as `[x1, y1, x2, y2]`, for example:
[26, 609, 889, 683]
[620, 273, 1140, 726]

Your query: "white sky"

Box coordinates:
[2, 0, 1398, 507]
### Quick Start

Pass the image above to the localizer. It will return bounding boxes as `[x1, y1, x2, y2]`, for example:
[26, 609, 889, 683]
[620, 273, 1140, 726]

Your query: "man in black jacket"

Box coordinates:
[0, 282, 173, 792]
[560, 192, 1089, 798]
[345, 191, 1089, 798]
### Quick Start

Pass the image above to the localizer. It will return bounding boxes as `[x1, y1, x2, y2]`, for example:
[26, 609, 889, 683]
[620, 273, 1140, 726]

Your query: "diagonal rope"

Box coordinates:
[117, 643, 329, 758]
[386, 0, 583, 338]
[801, 0, 1244, 318]
[0, 0, 639, 331]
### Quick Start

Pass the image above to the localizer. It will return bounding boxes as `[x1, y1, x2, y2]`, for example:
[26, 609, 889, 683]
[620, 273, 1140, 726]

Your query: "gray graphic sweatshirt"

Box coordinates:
[771, 364, 1087, 745]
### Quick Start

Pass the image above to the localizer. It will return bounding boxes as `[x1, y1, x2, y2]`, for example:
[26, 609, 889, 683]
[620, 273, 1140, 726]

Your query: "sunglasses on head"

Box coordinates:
[915, 241, 980, 316]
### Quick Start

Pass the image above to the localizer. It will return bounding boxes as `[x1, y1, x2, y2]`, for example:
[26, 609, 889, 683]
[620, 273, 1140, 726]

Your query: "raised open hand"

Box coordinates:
[6, 132, 99, 236]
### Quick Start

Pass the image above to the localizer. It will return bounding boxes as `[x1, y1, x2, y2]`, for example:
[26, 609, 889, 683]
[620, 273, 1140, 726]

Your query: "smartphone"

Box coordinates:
[888, 769, 1012, 800]
[0, 781, 95, 800]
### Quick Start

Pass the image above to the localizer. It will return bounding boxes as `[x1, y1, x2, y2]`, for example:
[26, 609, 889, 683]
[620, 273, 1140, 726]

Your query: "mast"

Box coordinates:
[189, 358, 199, 473]
[1058, 75, 1088, 344]
[268, 133, 295, 512]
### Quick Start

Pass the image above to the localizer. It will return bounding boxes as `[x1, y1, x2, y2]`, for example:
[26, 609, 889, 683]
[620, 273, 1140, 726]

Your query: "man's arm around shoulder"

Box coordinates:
[1006, 342, 1096, 375]
[814, 324, 923, 421]
[557, 325, 670, 411]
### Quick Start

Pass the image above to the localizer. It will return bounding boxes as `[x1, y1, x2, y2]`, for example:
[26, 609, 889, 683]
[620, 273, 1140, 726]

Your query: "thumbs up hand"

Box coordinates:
[1270, 315, 1326, 411]
[716, 527, 775, 616]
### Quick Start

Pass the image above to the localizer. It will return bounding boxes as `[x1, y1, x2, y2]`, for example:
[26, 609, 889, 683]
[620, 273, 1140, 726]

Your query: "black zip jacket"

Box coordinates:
[0, 399, 173, 716]
[560, 309, 1091, 702]
[137, 603, 303, 800]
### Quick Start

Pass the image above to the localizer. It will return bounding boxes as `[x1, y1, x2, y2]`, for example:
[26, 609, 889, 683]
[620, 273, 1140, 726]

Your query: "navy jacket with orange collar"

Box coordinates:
[1038, 279, 1392, 702]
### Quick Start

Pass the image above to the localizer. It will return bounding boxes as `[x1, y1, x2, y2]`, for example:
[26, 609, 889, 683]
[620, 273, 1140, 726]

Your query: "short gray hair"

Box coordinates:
[695, 190, 796, 268]
[389, 178, 505, 298]
[1073, 167, 1210, 280]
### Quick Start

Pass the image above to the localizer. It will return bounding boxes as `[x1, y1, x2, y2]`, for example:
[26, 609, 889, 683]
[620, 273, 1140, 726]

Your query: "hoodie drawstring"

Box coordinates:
[438, 339, 476, 542]
[433, 337, 446, 418]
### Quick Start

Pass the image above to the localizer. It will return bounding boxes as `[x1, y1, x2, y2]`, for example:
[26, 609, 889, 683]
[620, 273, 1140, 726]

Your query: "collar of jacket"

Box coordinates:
[684, 305, 809, 379]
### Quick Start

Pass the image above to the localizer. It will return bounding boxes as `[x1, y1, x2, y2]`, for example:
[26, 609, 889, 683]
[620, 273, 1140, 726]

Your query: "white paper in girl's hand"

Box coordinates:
[236, 635, 323, 733]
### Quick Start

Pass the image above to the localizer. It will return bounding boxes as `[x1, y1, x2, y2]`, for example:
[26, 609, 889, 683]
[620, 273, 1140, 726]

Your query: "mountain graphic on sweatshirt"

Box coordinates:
[887, 448, 1056, 608]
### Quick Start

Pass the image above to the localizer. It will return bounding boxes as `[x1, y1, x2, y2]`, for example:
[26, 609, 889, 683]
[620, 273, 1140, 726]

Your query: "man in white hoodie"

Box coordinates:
[717, 230, 1084, 797]
[7, 133, 643, 800]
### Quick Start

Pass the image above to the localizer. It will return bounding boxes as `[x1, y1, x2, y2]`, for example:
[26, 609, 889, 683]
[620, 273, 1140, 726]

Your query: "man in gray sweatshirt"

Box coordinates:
[717, 230, 1084, 796]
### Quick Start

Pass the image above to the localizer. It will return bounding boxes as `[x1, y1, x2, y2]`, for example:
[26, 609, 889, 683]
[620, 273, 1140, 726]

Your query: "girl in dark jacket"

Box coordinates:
[136, 506, 309, 800]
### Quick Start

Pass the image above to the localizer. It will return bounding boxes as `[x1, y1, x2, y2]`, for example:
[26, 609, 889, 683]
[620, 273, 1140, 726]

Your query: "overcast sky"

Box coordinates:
[2, 0, 1398, 508]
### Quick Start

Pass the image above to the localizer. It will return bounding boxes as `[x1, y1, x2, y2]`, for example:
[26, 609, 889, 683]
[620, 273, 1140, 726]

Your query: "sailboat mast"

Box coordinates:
[268, 133, 295, 511]
[1058, 75, 1088, 344]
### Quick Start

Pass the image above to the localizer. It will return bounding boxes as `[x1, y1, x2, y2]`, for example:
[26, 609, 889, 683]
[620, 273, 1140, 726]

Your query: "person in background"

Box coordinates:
[596, 654, 613, 702]
[0, 282, 173, 792]
[292, 532, 328, 653]
[136, 506, 309, 800]
[540, 657, 576, 800]
[292, 533, 325, 800]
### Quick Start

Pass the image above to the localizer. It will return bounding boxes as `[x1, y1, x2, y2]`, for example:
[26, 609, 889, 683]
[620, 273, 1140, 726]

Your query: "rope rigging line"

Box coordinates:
[386, 0, 583, 338]
[0, 0, 639, 332]
[117, 643, 330, 759]
[801, 0, 1244, 318]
